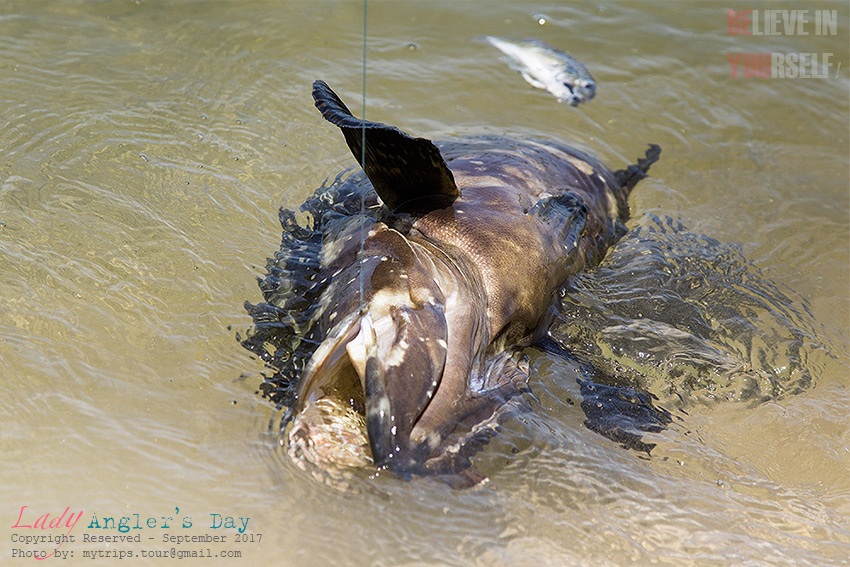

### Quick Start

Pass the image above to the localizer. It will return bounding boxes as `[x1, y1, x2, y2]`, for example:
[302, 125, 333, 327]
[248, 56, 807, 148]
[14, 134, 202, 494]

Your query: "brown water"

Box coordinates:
[1, 1, 848, 566]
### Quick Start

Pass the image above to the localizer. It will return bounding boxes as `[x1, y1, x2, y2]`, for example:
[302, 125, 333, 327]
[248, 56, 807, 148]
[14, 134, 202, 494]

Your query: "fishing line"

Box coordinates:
[358, 0, 368, 314]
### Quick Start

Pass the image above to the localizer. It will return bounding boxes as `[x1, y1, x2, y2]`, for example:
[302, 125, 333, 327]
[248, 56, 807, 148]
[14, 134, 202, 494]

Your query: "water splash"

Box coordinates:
[553, 214, 832, 407]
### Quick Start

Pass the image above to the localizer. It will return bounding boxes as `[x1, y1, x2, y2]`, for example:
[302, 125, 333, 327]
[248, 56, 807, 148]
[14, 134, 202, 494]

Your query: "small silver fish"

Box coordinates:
[486, 36, 596, 106]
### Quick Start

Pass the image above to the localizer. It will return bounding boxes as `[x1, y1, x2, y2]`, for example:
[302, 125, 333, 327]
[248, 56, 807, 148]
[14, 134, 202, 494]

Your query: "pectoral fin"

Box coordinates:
[354, 303, 448, 469]
[579, 379, 673, 454]
[312, 80, 459, 214]
[530, 192, 588, 256]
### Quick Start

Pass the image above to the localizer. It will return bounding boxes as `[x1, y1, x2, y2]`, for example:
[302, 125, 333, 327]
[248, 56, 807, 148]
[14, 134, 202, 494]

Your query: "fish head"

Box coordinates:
[556, 73, 596, 106]
[570, 76, 596, 101]
[287, 224, 493, 480]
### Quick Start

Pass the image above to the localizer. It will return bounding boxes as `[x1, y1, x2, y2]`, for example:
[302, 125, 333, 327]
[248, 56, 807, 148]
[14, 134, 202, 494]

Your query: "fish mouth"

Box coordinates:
[574, 79, 596, 100]
[286, 296, 452, 479]
[562, 78, 596, 104]
[287, 398, 372, 470]
[285, 315, 373, 473]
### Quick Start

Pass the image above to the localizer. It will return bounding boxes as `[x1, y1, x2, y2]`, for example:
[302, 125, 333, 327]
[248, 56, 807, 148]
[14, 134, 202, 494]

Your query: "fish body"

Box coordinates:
[254, 81, 658, 486]
[486, 36, 596, 106]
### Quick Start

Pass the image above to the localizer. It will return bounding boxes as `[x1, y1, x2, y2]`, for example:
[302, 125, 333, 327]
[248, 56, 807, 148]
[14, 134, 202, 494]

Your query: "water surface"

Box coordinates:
[1, 1, 848, 566]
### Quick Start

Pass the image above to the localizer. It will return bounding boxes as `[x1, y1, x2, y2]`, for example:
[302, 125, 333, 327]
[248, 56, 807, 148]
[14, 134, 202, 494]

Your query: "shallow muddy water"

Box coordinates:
[1, 1, 848, 566]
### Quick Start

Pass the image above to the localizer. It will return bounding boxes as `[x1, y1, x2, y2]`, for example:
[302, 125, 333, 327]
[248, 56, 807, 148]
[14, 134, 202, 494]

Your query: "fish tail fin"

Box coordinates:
[615, 144, 661, 198]
[611, 144, 661, 222]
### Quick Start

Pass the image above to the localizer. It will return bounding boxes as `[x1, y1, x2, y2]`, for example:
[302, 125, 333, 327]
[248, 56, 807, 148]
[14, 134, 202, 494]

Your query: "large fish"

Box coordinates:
[246, 80, 660, 486]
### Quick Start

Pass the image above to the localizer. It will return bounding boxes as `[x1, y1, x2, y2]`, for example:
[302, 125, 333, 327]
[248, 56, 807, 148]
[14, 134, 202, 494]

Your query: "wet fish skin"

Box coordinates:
[486, 36, 596, 106]
[273, 81, 659, 487]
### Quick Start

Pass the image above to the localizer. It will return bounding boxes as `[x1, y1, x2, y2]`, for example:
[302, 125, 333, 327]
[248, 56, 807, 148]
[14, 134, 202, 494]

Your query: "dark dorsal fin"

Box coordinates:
[312, 80, 459, 214]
